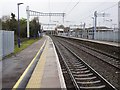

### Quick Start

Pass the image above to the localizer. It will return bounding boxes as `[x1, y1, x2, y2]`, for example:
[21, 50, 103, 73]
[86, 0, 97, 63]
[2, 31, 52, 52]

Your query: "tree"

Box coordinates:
[20, 18, 27, 38]
[57, 25, 64, 29]
[1, 13, 42, 39]
[2, 15, 10, 22]
[9, 13, 17, 33]
[11, 13, 15, 20]
[30, 17, 41, 38]
[2, 15, 10, 30]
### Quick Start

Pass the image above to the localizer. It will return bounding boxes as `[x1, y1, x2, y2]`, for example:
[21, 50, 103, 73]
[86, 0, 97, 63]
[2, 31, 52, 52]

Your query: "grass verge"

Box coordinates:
[3, 37, 42, 60]
[14, 38, 41, 54]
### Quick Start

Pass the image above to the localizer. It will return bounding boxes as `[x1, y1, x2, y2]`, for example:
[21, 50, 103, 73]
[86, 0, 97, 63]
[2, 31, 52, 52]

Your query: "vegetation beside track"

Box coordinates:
[3, 37, 42, 59]
[14, 37, 42, 54]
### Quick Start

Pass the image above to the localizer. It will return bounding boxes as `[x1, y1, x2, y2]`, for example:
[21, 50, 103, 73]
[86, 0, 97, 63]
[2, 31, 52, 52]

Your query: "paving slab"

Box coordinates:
[26, 36, 66, 89]
[0, 36, 46, 89]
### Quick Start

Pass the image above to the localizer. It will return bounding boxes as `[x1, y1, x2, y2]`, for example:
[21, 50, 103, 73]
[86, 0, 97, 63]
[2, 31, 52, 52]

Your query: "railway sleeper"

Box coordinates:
[78, 82, 105, 88]
[72, 71, 90, 74]
[75, 70, 90, 74]
[76, 68, 88, 71]
[74, 64, 83, 67]
[75, 68, 88, 71]
[73, 73, 93, 77]
[77, 80, 101, 84]
[74, 62, 82, 64]
[76, 66, 85, 69]
[75, 76, 97, 80]
[62, 69, 68, 73]
[80, 85, 106, 89]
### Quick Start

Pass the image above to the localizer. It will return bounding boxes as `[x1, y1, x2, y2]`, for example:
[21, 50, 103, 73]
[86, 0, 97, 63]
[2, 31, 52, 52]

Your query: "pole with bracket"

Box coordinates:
[63, 14, 65, 23]
[26, 6, 65, 37]
[17, 3, 23, 48]
[94, 11, 97, 39]
[118, 1, 120, 31]
[26, 6, 30, 38]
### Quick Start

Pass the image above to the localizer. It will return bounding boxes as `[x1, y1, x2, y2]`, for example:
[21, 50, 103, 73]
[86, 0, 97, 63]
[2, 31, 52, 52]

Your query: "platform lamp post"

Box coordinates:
[17, 3, 23, 48]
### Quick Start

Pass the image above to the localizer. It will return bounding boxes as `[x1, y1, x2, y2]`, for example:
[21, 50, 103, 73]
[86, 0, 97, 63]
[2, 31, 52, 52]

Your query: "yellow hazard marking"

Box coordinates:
[26, 40, 48, 88]
[12, 39, 47, 90]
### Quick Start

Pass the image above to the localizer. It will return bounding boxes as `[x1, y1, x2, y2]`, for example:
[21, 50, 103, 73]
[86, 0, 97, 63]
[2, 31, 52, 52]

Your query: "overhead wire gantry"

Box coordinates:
[26, 6, 65, 38]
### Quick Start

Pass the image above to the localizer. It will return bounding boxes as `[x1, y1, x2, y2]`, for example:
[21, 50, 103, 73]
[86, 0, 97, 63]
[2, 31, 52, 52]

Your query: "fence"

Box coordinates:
[58, 31, 120, 42]
[0, 30, 14, 60]
[94, 32, 120, 42]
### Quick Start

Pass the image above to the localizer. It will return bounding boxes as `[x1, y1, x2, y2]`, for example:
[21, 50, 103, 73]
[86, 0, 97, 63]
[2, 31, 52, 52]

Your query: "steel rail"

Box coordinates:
[55, 42, 80, 90]
[61, 37, 119, 60]
[54, 38, 117, 90]
[58, 37, 120, 70]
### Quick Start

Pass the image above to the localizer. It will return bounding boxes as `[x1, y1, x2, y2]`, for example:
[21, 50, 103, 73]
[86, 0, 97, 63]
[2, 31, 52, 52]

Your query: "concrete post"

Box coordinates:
[83, 23, 86, 38]
[118, 1, 120, 31]
[17, 4, 20, 48]
[94, 11, 97, 39]
[0, 31, 3, 60]
[26, 6, 30, 38]
[0, 19, 2, 30]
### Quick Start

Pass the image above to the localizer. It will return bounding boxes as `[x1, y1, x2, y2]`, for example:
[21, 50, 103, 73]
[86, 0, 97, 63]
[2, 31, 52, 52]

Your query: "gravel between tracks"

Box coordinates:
[51, 36, 120, 90]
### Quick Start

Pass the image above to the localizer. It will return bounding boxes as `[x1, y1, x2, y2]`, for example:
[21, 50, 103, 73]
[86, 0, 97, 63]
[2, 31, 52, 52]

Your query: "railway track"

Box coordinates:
[54, 38, 117, 90]
[56, 37, 120, 70]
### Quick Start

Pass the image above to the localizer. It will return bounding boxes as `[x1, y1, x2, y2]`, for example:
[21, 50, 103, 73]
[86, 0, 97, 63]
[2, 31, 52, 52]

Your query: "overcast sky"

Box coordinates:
[0, 0, 119, 28]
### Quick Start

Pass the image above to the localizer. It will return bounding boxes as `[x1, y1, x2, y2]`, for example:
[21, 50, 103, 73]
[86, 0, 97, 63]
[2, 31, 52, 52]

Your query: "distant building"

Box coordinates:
[86, 26, 114, 39]
[87, 26, 113, 32]
[42, 24, 57, 35]
[43, 28, 55, 35]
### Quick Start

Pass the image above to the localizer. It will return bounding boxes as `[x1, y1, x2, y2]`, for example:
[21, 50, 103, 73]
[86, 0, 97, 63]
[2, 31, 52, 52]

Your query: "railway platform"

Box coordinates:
[56, 35, 119, 59]
[74, 37, 119, 47]
[58, 35, 119, 47]
[1, 36, 46, 89]
[26, 36, 66, 89]
[13, 36, 66, 89]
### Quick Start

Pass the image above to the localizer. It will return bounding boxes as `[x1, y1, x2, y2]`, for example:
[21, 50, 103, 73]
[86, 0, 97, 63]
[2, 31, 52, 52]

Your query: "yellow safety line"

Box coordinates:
[12, 39, 47, 89]
[26, 40, 48, 88]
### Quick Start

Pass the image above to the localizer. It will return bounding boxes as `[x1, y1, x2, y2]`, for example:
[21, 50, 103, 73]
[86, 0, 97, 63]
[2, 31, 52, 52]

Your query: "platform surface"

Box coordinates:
[0, 36, 46, 89]
[59, 35, 119, 47]
[26, 36, 66, 89]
